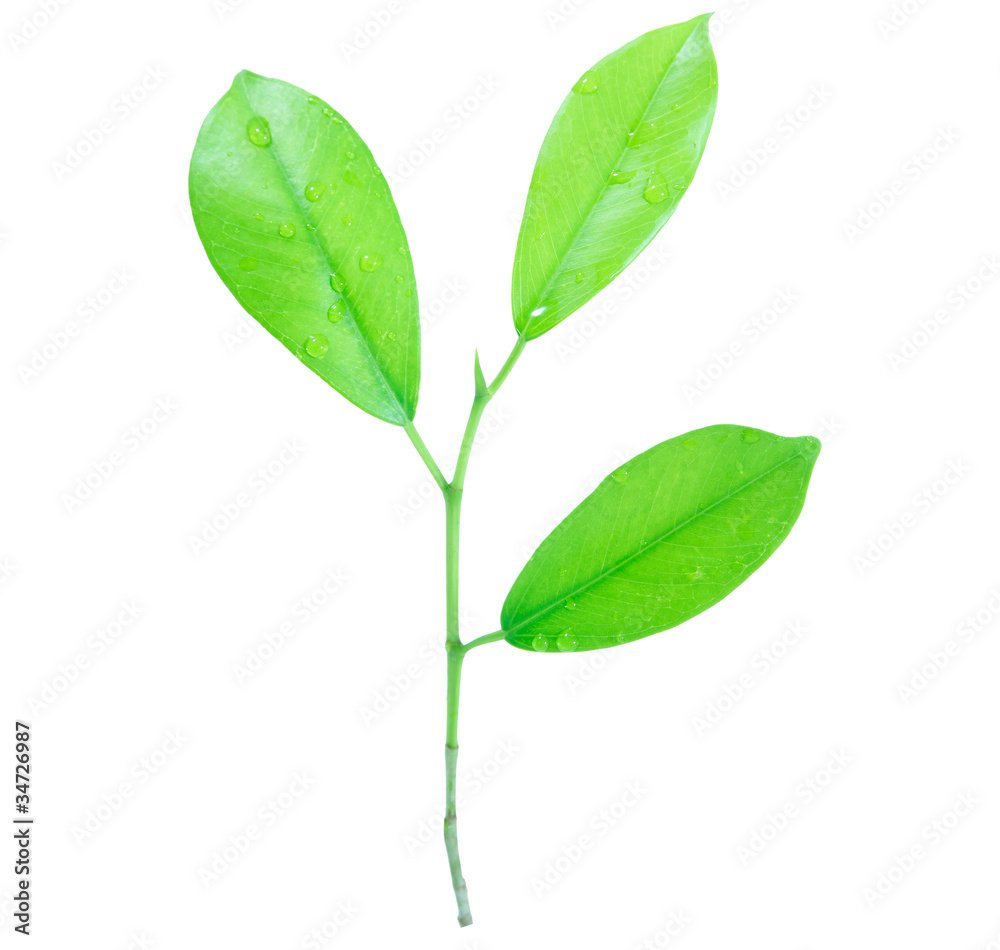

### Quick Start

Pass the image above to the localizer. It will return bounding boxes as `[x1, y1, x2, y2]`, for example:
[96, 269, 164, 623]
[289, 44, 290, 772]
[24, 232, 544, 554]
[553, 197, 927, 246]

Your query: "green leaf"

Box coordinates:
[502, 425, 820, 653]
[512, 15, 718, 339]
[189, 70, 419, 425]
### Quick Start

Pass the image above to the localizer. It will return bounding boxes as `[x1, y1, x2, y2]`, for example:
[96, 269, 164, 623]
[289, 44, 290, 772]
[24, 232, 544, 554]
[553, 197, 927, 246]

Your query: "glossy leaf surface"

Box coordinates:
[503, 425, 819, 652]
[512, 15, 718, 339]
[190, 70, 419, 424]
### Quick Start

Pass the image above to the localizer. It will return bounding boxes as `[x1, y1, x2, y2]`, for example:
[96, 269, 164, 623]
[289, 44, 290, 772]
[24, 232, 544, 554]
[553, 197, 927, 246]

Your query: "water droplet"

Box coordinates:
[627, 119, 663, 147]
[682, 438, 697, 447]
[697, 502, 708, 510]
[304, 334, 329, 357]
[615, 632, 627, 644]
[341, 214, 353, 227]
[396, 246, 407, 256]
[359, 252, 383, 273]
[343, 169, 363, 187]
[384, 330, 397, 342]
[557, 632, 579, 652]
[558, 567, 569, 577]
[612, 468, 629, 484]
[394, 275, 404, 283]
[574, 270, 586, 283]
[532, 634, 550, 652]
[327, 300, 346, 323]
[304, 180, 326, 202]
[246, 116, 271, 147]
[305, 223, 317, 231]
[307, 96, 317, 104]
[237, 257, 257, 271]
[330, 272, 346, 292]
[741, 427, 760, 443]
[345, 150, 355, 160]
[642, 176, 670, 204]
[253, 212, 264, 220]
[404, 288, 414, 298]
[573, 71, 600, 94]
[331, 115, 343, 124]
[670, 178, 688, 192]
[322, 106, 334, 117]
[608, 169, 636, 185]
[278, 222, 296, 238]
[564, 598, 577, 610]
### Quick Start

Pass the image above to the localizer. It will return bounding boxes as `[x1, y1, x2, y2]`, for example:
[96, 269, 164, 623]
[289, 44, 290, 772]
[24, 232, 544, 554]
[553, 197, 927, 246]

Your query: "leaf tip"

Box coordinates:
[798, 435, 822, 461]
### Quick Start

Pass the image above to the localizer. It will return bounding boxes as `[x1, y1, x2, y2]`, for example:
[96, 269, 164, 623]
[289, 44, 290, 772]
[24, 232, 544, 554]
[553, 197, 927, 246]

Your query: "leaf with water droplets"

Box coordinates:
[189, 70, 420, 424]
[512, 15, 717, 339]
[502, 425, 820, 652]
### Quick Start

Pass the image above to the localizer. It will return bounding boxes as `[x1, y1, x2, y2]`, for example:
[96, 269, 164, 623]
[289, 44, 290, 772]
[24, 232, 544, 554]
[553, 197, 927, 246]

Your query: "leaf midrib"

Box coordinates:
[503, 446, 810, 636]
[233, 74, 409, 422]
[520, 19, 706, 334]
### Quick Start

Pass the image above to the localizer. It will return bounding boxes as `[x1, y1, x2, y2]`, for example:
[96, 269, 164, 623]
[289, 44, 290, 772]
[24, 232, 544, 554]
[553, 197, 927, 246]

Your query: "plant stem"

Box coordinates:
[461, 630, 506, 654]
[441, 333, 528, 927]
[403, 419, 447, 491]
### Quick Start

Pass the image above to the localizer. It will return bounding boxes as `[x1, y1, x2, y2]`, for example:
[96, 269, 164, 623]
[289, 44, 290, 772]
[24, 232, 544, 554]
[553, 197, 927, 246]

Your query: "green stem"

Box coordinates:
[461, 630, 506, 654]
[403, 419, 447, 492]
[441, 333, 528, 927]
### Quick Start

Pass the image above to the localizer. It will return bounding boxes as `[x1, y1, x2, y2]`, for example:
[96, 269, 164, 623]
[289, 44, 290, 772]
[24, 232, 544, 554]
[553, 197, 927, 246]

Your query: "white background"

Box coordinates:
[3, 0, 999, 946]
